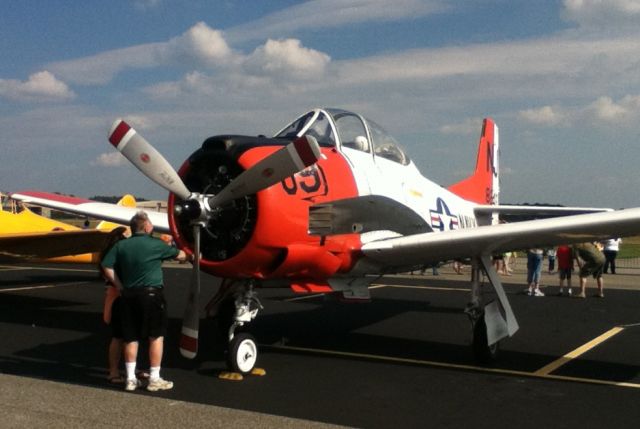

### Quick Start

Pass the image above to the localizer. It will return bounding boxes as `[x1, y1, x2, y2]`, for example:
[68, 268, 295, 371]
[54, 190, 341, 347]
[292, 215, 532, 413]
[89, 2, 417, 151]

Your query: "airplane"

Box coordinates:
[0, 193, 132, 264]
[12, 107, 640, 375]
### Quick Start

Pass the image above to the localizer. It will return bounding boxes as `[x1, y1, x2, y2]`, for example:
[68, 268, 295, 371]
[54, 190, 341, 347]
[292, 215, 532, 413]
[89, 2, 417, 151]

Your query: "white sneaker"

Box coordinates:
[124, 379, 140, 392]
[147, 378, 173, 392]
[534, 288, 545, 297]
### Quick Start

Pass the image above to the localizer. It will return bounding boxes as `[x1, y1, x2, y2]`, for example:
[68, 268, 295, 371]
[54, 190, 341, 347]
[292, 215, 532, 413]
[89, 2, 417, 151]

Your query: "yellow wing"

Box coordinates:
[0, 227, 126, 263]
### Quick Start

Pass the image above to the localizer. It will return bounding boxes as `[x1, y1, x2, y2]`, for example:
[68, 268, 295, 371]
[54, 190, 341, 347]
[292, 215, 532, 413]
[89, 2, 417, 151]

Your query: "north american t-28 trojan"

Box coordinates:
[13, 108, 640, 374]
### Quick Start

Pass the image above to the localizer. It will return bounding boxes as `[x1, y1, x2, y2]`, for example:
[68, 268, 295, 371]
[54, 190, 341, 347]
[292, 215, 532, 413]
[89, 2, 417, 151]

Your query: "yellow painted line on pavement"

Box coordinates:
[266, 343, 640, 390]
[374, 284, 469, 292]
[534, 326, 626, 376]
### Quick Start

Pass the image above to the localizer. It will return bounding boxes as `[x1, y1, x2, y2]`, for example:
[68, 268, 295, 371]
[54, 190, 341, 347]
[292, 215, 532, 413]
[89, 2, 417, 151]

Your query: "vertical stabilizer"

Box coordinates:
[447, 118, 499, 206]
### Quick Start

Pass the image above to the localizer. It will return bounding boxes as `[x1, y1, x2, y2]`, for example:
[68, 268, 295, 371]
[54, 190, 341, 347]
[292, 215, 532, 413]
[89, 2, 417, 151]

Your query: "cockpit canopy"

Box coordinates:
[275, 108, 410, 165]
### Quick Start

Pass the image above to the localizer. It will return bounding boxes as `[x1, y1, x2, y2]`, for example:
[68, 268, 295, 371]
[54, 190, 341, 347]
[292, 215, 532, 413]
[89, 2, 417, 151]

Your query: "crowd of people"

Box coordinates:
[411, 238, 622, 300]
[523, 240, 621, 298]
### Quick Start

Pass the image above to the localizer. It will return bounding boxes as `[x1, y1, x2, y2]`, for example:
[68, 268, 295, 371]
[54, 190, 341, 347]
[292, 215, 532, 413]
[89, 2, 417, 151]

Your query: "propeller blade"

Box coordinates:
[179, 224, 201, 359]
[208, 135, 321, 207]
[109, 119, 191, 200]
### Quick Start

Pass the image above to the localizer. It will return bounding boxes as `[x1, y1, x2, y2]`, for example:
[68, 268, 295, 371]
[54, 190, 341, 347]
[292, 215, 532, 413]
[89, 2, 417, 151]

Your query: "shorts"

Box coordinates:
[580, 262, 604, 279]
[108, 296, 124, 339]
[558, 268, 572, 280]
[120, 288, 168, 343]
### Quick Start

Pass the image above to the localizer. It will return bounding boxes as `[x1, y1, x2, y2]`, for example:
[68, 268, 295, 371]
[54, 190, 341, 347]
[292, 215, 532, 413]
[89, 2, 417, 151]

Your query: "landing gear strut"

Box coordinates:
[225, 282, 262, 374]
[465, 256, 518, 364]
[207, 280, 263, 374]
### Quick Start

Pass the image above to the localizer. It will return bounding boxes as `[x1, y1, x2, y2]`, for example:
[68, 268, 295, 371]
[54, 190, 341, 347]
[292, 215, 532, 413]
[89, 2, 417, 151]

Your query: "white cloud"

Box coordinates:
[47, 22, 235, 85]
[440, 118, 483, 135]
[134, 0, 162, 10]
[519, 106, 567, 126]
[0, 71, 75, 102]
[563, 0, 640, 30]
[226, 0, 448, 43]
[519, 94, 640, 127]
[243, 39, 330, 79]
[163, 22, 235, 66]
[92, 152, 128, 167]
[584, 94, 640, 122]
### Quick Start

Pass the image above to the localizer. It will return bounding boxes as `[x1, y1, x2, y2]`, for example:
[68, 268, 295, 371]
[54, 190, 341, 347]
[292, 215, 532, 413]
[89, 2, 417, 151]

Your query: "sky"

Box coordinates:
[2, 0, 640, 208]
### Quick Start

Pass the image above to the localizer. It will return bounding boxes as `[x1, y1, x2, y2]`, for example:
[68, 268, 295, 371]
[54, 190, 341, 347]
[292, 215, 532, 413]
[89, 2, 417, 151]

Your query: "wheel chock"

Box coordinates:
[251, 367, 266, 376]
[218, 371, 244, 381]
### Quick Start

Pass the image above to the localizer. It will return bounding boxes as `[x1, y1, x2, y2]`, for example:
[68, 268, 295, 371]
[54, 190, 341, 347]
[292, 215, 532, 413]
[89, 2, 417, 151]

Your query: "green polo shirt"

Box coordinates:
[101, 233, 179, 289]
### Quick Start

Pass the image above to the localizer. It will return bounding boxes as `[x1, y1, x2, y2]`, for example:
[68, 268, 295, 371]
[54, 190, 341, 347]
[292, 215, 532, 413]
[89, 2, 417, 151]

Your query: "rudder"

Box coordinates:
[447, 118, 499, 205]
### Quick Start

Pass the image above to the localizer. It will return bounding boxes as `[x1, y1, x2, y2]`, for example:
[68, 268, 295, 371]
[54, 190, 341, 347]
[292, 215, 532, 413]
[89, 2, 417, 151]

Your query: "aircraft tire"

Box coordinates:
[472, 316, 499, 364]
[227, 333, 258, 374]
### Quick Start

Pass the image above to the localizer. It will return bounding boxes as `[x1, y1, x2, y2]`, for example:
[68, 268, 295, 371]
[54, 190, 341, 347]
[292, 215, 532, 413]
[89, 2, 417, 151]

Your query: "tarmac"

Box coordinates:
[0, 373, 338, 428]
[1, 260, 639, 428]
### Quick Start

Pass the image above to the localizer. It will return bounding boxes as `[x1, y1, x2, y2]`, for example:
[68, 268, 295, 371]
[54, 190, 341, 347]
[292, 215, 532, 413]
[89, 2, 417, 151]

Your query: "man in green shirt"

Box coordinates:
[102, 211, 191, 392]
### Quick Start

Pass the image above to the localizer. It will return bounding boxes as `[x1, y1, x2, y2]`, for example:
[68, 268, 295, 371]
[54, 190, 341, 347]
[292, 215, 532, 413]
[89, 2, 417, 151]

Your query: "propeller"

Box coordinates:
[108, 119, 322, 359]
[179, 224, 201, 358]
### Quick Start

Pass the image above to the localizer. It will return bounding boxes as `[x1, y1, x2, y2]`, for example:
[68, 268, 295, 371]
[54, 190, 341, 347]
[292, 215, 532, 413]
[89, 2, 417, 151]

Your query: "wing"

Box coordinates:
[361, 208, 640, 268]
[0, 228, 125, 262]
[11, 191, 170, 233]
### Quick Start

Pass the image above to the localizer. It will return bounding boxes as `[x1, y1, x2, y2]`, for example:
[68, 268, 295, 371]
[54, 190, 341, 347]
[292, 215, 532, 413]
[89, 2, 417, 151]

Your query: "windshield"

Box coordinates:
[367, 119, 410, 165]
[275, 111, 336, 147]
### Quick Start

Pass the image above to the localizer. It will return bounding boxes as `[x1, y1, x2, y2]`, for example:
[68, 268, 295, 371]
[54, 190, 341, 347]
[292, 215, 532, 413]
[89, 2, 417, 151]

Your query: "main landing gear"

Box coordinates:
[206, 280, 265, 378]
[464, 256, 519, 364]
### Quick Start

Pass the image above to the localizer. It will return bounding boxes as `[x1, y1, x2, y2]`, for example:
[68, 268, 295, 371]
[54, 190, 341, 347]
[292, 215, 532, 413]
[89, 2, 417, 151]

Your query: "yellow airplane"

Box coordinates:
[0, 193, 132, 264]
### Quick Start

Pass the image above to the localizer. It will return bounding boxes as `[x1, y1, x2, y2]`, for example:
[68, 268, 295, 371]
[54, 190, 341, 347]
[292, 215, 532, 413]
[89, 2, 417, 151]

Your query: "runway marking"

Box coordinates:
[0, 281, 90, 293]
[378, 284, 468, 292]
[0, 266, 29, 272]
[284, 283, 467, 302]
[265, 343, 640, 390]
[534, 326, 626, 376]
[0, 265, 97, 273]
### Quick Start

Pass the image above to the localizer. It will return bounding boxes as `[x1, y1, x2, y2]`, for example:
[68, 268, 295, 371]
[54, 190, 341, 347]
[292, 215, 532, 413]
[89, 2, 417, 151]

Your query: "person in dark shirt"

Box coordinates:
[102, 211, 191, 392]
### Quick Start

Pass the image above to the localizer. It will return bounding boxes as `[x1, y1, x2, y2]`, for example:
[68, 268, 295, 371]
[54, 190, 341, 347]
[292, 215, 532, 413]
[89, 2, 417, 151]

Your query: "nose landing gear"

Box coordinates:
[207, 280, 266, 379]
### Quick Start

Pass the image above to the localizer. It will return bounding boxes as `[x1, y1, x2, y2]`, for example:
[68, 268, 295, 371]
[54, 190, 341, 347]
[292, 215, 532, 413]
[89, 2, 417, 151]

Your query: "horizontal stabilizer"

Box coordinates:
[309, 195, 431, 236]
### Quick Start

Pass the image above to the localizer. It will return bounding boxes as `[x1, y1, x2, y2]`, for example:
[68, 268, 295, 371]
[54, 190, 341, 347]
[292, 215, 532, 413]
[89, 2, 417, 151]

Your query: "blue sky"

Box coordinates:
[2, 0, 640, 208]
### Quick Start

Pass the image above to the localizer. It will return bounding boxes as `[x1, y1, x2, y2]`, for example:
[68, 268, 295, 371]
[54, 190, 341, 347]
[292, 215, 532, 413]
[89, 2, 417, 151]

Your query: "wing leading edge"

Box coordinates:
[11, 191, 170, 233]
[361, 208, 640, 268]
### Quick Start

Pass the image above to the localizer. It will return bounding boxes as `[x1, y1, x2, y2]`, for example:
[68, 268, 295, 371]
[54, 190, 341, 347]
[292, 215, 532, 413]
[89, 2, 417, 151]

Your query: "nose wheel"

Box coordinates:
[227, 333, 258, 374]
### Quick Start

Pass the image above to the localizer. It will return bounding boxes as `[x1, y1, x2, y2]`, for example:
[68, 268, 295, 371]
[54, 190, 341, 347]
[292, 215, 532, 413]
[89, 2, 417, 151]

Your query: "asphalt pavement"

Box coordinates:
[2, 261, 640, 428]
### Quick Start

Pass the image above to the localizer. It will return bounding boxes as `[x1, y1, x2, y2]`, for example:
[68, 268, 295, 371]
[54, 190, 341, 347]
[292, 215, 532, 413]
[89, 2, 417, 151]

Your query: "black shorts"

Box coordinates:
[120, 288, 168, 343]
[580, 262, 604, 279]
[108, 296, 123, 339]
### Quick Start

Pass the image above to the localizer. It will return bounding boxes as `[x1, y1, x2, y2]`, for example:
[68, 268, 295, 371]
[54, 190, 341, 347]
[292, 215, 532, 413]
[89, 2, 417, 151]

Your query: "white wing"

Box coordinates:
[361, 208, 640, 267]
[11, 191, 170, 233]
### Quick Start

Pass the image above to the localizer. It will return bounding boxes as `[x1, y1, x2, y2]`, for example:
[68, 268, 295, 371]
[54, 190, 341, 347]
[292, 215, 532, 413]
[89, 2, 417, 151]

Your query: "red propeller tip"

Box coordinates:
[109, 120, 131, 148]
[179, 328, 198, 359]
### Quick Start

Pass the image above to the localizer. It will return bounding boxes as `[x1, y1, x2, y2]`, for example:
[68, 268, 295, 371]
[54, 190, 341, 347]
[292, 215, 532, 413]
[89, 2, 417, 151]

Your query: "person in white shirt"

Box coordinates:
[602, 238, 622, 274]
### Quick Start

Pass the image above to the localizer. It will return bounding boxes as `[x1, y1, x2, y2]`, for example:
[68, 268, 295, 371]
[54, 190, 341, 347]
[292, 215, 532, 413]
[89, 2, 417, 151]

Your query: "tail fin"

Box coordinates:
[447, 118, 499, 205]
[96, 194, 136, 232]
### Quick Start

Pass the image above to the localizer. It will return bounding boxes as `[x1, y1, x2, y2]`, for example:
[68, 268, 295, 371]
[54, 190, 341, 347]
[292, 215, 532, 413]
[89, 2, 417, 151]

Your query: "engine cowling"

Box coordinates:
[168, 134, 362, 280]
